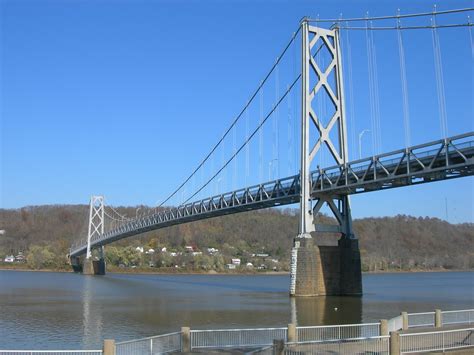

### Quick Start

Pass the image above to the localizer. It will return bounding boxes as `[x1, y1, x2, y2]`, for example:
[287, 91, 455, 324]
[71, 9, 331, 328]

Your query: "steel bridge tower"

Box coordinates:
[290, 20, 362, 296]
[71, 196, 106, 275]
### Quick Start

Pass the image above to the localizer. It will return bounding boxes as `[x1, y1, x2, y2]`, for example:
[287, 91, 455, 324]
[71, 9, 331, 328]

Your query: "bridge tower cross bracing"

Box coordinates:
[291, 20, 362, 297]
[86, 195, 105, 259]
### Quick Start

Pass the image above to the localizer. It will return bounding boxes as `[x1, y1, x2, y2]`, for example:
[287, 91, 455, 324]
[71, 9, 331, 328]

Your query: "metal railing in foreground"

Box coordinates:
[296, 322, 380, 343]
[115, 332, 181, 355]
[190, 327, 287, 349]
[285, 335, 390, 355]
[443, 309, 474, 326]
[0, 352, 102, 355]
[407, 311, 436, 328]
[400, 327, 474, 354]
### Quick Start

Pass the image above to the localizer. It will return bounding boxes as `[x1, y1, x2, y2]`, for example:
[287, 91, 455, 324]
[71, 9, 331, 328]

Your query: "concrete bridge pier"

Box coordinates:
[81, 258, 106, 275]
[292, 236, 362, 296]
[83, 258, 95, 275]
[76, 246, 106, 275]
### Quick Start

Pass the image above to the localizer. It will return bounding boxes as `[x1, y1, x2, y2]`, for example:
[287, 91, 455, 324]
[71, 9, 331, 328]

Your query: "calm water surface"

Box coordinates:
[0, 270, 473, 349]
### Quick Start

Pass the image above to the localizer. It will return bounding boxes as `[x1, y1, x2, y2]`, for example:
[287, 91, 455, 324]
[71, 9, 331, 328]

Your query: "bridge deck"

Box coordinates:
[70, 132, 474, 257]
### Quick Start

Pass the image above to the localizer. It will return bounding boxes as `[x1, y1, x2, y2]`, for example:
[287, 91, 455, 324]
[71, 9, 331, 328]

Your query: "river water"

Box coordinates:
[0, 270, 472, 350]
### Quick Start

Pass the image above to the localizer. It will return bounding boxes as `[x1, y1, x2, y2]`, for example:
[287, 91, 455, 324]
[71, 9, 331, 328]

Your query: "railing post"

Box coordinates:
[273, 339, 284, 355]
[380, 319, 388, 336]
[181, 326, 191, 353]
[103, 339, 115, 355]
[389, 331, 400, 355]
[435, 309, 442, 328]
[287, 323, 296, 343]
[150, 337, 153, 354]
[401, 312, 408, 330]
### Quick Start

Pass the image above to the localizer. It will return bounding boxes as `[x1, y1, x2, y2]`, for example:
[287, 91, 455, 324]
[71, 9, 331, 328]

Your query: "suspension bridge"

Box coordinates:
[69, 7, 474, 297]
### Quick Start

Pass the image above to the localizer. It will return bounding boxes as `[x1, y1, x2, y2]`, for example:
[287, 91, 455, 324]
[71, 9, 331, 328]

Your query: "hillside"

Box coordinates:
[0, 205, 472, 271]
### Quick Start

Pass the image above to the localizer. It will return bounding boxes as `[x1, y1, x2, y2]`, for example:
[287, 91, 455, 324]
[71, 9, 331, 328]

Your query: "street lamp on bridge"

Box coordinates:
[359, 129, 371, 159]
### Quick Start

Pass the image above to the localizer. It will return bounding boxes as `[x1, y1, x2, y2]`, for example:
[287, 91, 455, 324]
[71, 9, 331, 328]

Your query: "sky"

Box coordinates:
[1, 0, 473, 223]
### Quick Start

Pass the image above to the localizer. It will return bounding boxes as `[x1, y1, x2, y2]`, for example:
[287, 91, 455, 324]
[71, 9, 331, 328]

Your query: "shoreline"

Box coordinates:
[1, 266, 472, 276]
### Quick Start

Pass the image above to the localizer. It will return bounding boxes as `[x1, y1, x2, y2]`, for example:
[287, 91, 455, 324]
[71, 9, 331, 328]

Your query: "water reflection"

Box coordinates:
[81, 276, 103, 348]
[290, 296, 362, 326]
[0, 271, 472, 350]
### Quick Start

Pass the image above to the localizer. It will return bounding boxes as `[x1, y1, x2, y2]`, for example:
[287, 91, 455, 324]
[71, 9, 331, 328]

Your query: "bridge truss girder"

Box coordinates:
[69, 133, 474, 258]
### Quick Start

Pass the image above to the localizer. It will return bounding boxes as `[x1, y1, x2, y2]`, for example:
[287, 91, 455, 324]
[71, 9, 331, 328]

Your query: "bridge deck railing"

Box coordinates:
[70, 132, 474, 258]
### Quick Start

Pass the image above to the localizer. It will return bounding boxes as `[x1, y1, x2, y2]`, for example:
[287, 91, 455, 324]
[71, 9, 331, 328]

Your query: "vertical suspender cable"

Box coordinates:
[275, 61, 280, 178]
[366, 16, 376, 156]
[344, 24, 357, 161]
[468, 16, 474, 61]
[371, 21, 382, 154]
[366, 17, 382, 155]
[233, 125, 236, 190]
[220, 144, 224, 194]
[259, 81, 264, 182]
[245, 100, 250, 186]
[431, 5, 449, 139]
[287, 83, 292, 175]
[397, 9, 411, 148]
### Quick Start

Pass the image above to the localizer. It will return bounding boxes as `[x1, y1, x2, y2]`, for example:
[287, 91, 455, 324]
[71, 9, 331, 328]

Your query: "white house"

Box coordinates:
[231, 258, 241, 266]
[135, 246, 144, 253]
[226, 264, 236, 270]
[4, 255, 14, 263]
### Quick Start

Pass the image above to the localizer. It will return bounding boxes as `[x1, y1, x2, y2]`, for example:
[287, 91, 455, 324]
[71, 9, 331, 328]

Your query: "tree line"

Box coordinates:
[0, 205, 472, 271]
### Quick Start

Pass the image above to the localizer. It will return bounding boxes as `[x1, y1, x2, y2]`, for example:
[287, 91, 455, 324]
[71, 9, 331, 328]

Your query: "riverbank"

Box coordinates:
[1, 264, 471, 275]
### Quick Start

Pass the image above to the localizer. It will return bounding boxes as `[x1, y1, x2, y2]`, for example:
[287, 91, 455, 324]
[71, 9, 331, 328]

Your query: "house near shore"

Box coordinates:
[4, 255, 14, 263]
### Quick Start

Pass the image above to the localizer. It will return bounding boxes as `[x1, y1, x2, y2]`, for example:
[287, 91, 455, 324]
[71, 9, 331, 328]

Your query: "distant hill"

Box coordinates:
[0, 205, 472, 271]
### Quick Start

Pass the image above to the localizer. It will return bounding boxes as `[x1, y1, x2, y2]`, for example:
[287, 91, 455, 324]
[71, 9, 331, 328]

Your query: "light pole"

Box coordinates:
[358, 129, 370, 159]
[216, 177, 222, 195]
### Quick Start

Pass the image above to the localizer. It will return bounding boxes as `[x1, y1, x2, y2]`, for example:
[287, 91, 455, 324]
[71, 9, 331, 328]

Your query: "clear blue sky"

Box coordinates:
[1, 0, 473, 223]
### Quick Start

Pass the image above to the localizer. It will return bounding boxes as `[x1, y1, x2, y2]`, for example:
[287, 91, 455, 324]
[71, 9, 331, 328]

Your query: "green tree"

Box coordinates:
[27, 245, 55, 269]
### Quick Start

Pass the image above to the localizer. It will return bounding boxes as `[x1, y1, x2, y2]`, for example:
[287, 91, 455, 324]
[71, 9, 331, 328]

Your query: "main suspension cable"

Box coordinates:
[307, 8, 474, 23]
